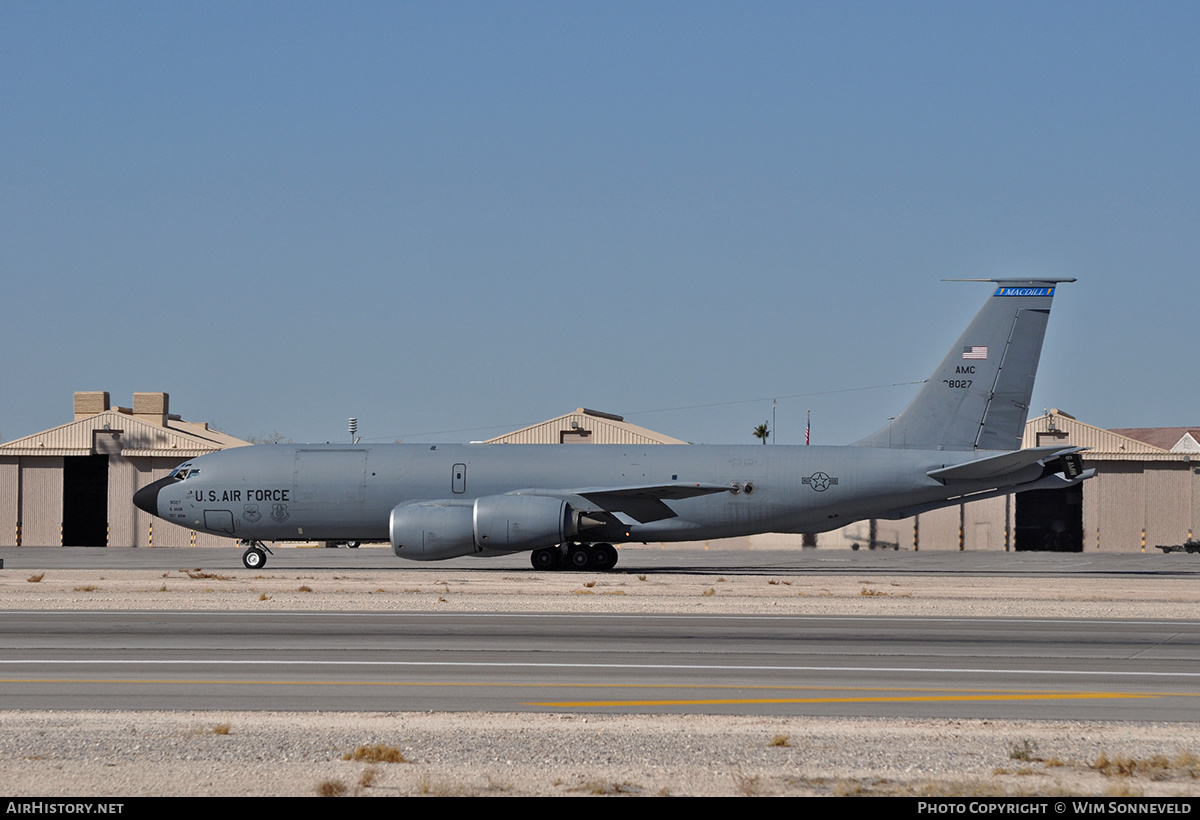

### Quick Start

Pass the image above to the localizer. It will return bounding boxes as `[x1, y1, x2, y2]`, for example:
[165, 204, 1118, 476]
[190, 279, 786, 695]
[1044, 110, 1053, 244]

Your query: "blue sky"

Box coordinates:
[2, 2, 1196, 446]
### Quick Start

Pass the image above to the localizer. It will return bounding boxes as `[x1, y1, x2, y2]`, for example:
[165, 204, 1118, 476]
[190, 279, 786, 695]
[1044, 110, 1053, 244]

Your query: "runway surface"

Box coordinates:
[4, 610, 1199, 720]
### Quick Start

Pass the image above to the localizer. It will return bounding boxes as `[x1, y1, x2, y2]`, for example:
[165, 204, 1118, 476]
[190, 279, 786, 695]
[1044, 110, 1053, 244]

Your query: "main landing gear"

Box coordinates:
[530, 542, 619, 571]
[239, 540, 274, 569]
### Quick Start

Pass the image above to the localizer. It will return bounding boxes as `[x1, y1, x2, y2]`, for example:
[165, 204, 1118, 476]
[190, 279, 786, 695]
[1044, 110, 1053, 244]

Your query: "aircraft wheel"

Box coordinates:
[346, 541, 360, 549]
[530, 547, 559, 570]
[568, 544, 592, 570]
[242, 547, 266, 569]
[591, 543, 618, 570]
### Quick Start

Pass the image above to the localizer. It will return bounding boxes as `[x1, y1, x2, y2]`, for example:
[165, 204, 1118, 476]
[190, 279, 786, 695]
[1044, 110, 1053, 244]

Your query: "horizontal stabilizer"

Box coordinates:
[927, 446, 1087, 483]
[883, 466, 1096, 520]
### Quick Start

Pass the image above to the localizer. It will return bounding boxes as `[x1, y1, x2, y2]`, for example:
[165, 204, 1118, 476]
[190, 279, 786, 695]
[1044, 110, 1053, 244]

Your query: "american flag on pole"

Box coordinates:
[962, 346, 988, 360]
[805, 411, 810, 445]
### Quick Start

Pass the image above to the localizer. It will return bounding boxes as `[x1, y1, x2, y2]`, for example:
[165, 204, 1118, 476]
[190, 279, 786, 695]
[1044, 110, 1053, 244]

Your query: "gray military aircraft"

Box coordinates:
[134, 279, 1091, 570]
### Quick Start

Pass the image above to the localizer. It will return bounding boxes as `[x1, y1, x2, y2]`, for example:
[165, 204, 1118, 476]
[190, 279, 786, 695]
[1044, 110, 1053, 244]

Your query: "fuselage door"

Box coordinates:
[452, 463, 467, 494]
[292, 449, 368, 507]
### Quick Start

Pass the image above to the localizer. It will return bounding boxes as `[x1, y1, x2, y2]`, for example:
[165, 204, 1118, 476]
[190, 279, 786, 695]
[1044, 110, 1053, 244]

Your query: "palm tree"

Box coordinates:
[752, 422, 770, 445]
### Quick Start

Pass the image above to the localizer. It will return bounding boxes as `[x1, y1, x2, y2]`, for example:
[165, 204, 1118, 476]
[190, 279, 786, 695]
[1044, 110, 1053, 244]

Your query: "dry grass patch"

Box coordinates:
[829, 777, 1074, 798]
[212, 723, 231, 735]
[73, 585, 98, 592]
[182, 570, 235, 581]
[343, 743, 408, 764]
[26, 573, 44, 583]
[573, 779, 642, 795]
[1091, 750, 1200, 780]
[1009, 739, 1040, 761]
[768, 734, 791, 747]
[732, 769, 768, 796]
[1103, 781, 1146, 797]
[316, 779, 347, 797]
[415, 775, 474, 796]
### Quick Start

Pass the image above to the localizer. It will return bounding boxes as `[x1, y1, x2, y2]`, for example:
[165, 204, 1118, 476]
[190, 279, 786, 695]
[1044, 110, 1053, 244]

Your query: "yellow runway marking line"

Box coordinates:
[6, 678, 1195, 693]
[528, 692, 1161, 707]
[1, 678, 1192, 707]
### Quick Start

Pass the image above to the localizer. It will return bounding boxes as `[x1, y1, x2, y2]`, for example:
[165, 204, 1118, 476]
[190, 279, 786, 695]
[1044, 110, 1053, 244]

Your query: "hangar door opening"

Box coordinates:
[62, 455, 109, 546]
[1014, 483, 1083, 552]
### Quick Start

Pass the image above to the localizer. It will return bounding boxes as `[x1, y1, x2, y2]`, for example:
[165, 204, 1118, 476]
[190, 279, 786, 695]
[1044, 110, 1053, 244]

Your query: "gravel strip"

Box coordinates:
[3, 711, 1199, 797]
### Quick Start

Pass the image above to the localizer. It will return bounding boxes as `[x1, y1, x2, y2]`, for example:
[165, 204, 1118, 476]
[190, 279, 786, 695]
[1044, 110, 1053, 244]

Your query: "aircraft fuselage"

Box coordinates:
[139, 441, 1020, 547]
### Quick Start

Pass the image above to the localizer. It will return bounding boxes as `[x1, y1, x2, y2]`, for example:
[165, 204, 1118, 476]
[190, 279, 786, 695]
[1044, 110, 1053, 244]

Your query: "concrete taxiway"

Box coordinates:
[3, 545, 1200, 722]
[3, 610, 1200, 721]
[5, 543, 1200, 576]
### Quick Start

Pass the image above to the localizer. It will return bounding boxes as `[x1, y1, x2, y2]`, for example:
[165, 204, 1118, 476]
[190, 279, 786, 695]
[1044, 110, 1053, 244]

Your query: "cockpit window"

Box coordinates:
[170, 466, 198, 481]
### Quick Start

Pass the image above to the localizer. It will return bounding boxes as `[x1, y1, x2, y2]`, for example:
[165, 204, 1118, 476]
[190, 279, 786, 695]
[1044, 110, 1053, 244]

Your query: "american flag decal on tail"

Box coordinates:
[962, 346, 987, 360]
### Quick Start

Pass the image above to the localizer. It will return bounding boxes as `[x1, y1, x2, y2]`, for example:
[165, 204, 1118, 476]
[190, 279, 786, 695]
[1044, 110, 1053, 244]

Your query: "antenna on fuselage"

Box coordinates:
[349, 417, 359, 444]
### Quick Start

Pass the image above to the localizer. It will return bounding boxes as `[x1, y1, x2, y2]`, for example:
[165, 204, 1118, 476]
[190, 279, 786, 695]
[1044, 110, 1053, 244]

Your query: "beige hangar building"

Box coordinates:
[0, 392, 248, 547]
[1, 400, 1195, 553]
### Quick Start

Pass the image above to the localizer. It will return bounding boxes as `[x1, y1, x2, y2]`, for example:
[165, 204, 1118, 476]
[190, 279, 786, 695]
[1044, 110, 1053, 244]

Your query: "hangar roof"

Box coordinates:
[1108, 427, 1200, 454]
[0, 392, 248, 457]
[487, 408, 688, 445]
[1023, 410, 1197, 460]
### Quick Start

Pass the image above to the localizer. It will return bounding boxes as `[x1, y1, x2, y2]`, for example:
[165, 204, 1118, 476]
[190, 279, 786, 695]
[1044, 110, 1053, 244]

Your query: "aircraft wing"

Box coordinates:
[521, 482, 732, 524]
[927, 445, 1087, 483]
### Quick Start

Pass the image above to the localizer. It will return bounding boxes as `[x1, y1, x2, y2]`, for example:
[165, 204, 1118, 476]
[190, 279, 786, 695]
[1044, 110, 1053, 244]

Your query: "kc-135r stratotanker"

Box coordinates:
[135, 279, 1091, 570]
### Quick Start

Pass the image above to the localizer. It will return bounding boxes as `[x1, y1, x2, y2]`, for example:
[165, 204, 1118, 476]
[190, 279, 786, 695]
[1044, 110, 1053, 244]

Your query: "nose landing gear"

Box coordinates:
[239, 540, 273, 569]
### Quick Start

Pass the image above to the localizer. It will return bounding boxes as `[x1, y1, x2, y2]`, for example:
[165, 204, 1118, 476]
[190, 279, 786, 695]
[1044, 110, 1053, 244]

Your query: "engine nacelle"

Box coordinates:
[391, 494, 580, 560]
[473, 494, 574, 552]
[390, 501, 476, 560]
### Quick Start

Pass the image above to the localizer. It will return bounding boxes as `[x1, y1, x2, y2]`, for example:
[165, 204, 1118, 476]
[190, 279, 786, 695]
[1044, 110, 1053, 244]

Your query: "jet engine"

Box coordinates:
[390, 494, 582, 560]
[389, 501, 476, 560]
[473, 494, 574, 552]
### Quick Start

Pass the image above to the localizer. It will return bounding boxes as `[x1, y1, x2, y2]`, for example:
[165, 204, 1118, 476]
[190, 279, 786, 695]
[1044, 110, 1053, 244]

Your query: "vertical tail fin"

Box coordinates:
[854, 279, 1074, 451]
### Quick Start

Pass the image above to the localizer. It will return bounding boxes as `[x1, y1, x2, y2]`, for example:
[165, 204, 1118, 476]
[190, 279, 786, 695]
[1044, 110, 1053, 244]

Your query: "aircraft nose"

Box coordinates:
[133, 476, 175, 515]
